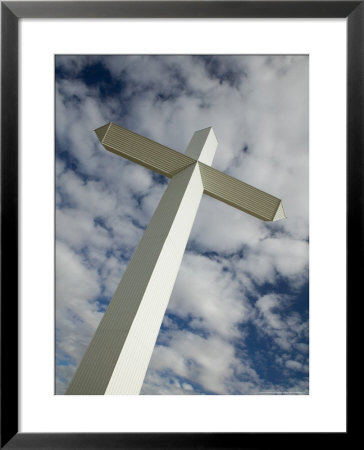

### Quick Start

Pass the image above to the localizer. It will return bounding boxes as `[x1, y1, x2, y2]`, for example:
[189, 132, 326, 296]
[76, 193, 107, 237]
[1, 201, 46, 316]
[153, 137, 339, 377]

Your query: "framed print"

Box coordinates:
[54, 53, 307, 399]
[1, 1, 358, 448]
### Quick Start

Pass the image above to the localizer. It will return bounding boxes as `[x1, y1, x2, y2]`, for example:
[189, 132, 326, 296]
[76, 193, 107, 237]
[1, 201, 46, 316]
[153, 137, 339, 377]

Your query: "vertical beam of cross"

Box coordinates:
[66, 128, 218, 395]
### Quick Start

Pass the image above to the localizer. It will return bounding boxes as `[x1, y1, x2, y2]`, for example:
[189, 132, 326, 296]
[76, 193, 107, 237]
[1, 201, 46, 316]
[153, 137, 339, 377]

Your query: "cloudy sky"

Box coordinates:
[55, 55, 309, 395]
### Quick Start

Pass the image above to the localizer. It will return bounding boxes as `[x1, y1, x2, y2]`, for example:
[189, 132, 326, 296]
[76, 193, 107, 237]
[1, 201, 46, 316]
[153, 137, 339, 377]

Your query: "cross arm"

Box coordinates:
[95, 122, 286, 222]
[95, 122, 196, 178]
[198, 162, 286, 222]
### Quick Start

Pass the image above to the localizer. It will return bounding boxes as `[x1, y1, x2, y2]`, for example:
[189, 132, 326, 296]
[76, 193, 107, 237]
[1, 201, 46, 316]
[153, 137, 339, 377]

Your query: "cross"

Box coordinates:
[66, 122, 286, 395]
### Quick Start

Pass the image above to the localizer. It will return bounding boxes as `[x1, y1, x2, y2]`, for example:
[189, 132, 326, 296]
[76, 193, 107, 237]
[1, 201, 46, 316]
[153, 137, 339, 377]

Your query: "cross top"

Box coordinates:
[184, 126, 217, 164]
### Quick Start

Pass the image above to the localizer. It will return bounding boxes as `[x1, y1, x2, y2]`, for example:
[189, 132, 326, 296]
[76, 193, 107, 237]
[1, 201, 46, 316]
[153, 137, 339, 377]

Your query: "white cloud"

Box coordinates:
[253, 294, 308, 354]
[234, 237, 309, 287]
[168, 252, 251, 340]
[144, 330, 260, 395]
[286, 360, 304, 371]
[56, 240, 103, 378]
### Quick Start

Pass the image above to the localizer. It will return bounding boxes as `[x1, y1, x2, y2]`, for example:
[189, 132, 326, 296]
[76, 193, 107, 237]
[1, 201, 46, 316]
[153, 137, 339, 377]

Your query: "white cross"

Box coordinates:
[66, 123, 285, 395]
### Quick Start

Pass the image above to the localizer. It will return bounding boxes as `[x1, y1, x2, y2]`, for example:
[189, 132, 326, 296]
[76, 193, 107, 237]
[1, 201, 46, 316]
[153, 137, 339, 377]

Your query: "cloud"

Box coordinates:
[253, 294, 308, 353]
[56, 240, 104, 383]
[143, 330, 260, 395]
[167, 251, 251, 340]
[285, 360, 304, 371]
[240, 237, 309, 286]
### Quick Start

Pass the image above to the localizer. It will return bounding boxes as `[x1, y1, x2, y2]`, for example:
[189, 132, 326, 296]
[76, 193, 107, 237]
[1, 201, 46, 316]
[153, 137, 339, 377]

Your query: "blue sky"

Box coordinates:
[55, 55, 309, 395]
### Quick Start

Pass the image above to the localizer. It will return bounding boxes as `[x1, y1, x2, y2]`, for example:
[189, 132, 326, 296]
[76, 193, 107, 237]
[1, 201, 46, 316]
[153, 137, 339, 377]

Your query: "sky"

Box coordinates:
[55, 55, 309, 395]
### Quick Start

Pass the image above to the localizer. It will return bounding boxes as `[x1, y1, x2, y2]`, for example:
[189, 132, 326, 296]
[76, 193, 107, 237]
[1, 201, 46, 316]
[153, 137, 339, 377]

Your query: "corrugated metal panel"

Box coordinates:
[95, 122, 195, 178]
[105, 164, 204, 394]
[66, 164, 204, 395]
[94, 122, 285, 222]
[199, 162, 284, 222]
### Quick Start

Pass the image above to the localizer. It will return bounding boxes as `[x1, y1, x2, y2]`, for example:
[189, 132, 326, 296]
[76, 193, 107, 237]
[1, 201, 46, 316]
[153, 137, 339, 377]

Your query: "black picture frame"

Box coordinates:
[1, 1, 357, 448]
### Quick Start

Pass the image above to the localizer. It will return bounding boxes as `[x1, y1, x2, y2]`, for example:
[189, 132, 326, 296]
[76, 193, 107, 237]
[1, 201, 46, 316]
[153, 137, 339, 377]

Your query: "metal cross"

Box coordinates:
[66, 122, 285, 395]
